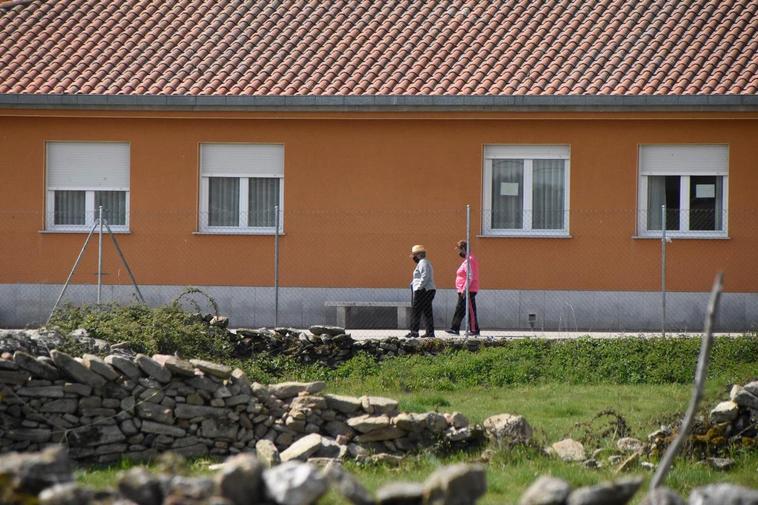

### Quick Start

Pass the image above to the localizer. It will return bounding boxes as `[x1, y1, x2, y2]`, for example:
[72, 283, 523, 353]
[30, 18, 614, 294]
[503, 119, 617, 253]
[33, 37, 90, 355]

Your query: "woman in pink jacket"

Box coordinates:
[446, 240, 480, 335]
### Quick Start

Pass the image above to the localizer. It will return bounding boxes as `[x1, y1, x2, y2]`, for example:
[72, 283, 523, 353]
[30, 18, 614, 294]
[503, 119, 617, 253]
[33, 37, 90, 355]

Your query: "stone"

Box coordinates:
[0, 369, 30, 384]
[269, 381, 326, 399]
[567, 476, 643, 505]
[354, 426, 405, 443]
[173, 443, 209, 458]
[175, 404, 228, 418]
[135, 354, 172, 383]
[82, 354, 120, 381]
[688, 483, 758, 504]
[50, 350, 106, 387]
[360, 395, 399, 415]
[393, 413, 423, 431]
[730, 384, 758, 410]
[320, 421, 352, 440]
[376, 482, 424, 505]
[263, 461, 329, 505]
[616, 437, 644, 453]
[519, 476, 572, 505]
[743, 381, 758, 397]
[16, 385, 64, 397]
[0, 446, 72, 494]
[118, 467, 165, 505]
[423, 463, 486, 505]
[104, 355, 142, 380]
[202, 418, 239, 440]
[63, 382, 92, 396]
[347, 414, 391, 433]
[216, 453, 264, 505]
[141, 420, 186, 437]
[706, 457, 735, 471]
[190, 358, 233, 379]
[550, 439, 586, 462]
[167, 475, 216, 501]
[309, 325, 346, 337]
[446, 412, 469, 429]
[14, 351, 58, 380]
[255, 439, 281, 467]
[324, 394, 362, 414]
[137, 402, 175, 424]
[40, 398, 78, 414]
[153, 354, 196, 377]
[709, 401, 739, 423]
[639, 488, 685, 505]
[483, 413, 532, 445]
[325, 464, 375, 505]
[6, 428, 52, 443]
[38, 482, 94, 505]
[281, 433, 324, 462]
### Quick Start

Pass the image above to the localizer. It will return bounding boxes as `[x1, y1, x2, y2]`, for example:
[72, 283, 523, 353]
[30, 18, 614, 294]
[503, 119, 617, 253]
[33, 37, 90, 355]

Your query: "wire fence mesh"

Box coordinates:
[0, 207, 756, 333]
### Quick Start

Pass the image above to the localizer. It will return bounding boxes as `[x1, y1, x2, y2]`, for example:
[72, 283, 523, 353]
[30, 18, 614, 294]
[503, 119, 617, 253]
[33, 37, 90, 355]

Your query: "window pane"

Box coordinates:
[533, 159, 565, 229]
[54, 190, 85, 225]
[647, 176, 680, 230]
[491, 159, 523, 229]
[690, 176, 722, 231]
[95, 191, 126, 225]
[208, 177, 240, 226]
[248, 178, 280, 228]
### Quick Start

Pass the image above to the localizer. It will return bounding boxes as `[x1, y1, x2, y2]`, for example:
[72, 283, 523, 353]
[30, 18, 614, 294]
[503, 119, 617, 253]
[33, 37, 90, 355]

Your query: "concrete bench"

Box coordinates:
[325, 301, 412, 329]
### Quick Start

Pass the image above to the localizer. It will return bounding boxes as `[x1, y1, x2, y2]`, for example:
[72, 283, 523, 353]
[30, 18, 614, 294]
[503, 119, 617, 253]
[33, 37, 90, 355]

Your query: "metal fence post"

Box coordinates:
[274, 204, 280, 328]
[97, 205, 103, 304]
[661, 204, 667, 337]
[464, 204, 471, 336]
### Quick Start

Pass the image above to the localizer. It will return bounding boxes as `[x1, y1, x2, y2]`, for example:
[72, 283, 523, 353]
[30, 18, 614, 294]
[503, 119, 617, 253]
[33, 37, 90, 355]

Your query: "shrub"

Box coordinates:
[49, 302, 232, 358]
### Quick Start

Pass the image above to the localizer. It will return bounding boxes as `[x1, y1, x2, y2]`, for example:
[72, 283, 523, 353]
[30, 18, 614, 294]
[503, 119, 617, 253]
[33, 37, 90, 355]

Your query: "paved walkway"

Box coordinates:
[346, 329, 740, 340]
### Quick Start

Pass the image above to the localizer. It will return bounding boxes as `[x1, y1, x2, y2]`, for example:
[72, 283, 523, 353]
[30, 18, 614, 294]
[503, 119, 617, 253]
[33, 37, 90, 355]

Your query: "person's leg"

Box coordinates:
[423, 289, 436, 336]
[468, 292, 479, 334]
[408, 289, 422, 336]
[449, 292, 465, 333]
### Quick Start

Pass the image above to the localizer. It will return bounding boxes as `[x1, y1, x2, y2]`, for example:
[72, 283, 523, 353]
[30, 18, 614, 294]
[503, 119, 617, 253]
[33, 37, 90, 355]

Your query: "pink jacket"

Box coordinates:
[455, 254, 479, 292]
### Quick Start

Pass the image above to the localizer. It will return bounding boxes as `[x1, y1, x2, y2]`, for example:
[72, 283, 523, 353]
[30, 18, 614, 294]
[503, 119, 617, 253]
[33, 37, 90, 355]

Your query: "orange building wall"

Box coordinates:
[0, 109, 756, 293]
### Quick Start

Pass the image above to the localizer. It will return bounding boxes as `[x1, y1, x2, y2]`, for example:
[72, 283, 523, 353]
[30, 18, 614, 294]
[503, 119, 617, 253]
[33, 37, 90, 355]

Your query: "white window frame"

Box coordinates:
[482, 145, 571, 237]
[198, 143, 284, 235]
[637, 145, 728, 238]
[45, 142, 130, 232]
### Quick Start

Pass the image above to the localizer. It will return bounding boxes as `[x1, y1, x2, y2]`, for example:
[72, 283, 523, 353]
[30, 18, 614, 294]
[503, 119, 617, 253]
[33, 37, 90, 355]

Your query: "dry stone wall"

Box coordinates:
[0, 349, 478, 463]
[2, 446, 757, 505]
[0, 326, 510, 369]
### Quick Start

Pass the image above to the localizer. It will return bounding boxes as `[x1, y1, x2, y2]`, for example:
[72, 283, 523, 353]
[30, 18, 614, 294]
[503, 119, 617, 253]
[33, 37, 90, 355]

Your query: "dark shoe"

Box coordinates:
[421, 333, 436, 338]
[469, 331, 481, 336]
[403, 332, 419, 338]
[445, 329, 459, 335]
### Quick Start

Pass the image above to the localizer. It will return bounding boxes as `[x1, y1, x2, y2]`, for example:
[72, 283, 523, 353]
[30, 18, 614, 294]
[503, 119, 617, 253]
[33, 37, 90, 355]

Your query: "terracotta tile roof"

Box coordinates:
[0, 0, 756, 97]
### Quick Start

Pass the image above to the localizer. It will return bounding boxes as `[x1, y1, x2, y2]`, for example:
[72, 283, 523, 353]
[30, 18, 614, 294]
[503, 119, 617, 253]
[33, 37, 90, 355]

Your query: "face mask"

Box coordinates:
[413, 256, 420, 263]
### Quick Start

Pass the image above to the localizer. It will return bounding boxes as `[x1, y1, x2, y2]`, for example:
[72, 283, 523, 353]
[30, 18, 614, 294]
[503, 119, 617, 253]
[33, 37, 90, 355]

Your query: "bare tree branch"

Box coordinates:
[649, 272, 724, 491]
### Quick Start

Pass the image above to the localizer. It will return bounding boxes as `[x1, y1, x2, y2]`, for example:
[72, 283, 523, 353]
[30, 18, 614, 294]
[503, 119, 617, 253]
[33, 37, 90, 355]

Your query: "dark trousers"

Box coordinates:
[410, 289, 436, 334]
[451, 291, 479, 333]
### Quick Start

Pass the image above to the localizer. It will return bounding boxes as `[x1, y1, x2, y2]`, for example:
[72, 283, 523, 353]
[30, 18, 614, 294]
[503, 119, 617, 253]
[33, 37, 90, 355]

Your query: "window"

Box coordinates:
[483, 145, 570, 236]
[199, 144, 284, 233]
[638, 145, 728, 237]
[46, 142, 130, 232]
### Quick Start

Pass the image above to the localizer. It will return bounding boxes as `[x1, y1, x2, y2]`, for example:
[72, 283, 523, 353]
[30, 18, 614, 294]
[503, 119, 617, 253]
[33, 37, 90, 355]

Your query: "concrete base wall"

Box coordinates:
[1, 284, 756, 332]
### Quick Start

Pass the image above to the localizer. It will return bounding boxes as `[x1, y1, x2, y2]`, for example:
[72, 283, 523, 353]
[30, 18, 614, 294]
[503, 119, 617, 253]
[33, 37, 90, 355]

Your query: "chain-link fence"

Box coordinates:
[0, 207, 756, 333]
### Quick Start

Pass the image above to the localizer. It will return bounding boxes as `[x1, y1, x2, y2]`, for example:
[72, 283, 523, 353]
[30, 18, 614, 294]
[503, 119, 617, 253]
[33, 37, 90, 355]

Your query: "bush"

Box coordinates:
[49, 303, 232, 358]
